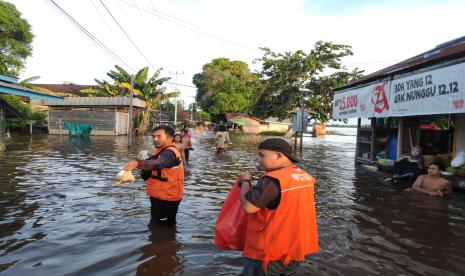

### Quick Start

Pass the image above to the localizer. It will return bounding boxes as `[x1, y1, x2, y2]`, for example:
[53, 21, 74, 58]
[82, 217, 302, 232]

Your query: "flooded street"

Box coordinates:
[1, 130, 465, 275]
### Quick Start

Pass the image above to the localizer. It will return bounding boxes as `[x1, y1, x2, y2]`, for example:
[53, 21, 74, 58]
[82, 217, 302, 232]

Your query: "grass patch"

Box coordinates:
[259, 131, 286, 136]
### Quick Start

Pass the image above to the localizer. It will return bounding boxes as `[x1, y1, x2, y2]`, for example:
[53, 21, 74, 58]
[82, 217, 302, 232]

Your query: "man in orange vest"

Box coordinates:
[238, 138, 318, 275]
[123, 125, 184, 226]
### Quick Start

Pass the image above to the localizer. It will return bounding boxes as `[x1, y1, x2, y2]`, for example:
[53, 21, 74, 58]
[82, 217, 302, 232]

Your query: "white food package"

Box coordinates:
[115, 169, 135, 183]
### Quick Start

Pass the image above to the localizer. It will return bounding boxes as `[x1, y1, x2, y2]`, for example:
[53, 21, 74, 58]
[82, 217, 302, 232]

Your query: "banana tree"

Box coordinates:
[132, 67, 178, 134]
[84, 65, 176, 134]
[81, 79, 122, 96]
[82, 65, 133, 96]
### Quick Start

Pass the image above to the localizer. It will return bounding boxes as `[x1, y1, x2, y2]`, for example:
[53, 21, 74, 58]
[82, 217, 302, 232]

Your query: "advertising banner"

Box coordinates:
[389, 62, 465, 116]
[333, 80, 391, 119]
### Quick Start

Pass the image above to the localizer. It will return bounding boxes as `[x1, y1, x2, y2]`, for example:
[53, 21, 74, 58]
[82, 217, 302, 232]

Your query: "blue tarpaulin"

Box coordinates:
[64, 123, 93, 137]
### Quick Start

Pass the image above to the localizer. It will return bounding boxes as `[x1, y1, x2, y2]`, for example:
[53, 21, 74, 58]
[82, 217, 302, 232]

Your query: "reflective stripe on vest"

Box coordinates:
[145, 144, 185, 201]
[242, 165, 319, 271]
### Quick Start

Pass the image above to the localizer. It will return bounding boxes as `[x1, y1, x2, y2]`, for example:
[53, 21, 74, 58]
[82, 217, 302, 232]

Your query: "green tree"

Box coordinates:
[193, 58, 259, 121]
[195, 110, 211, 122]
[306, 68, 363, 123]
[0, 1, 33, 77]
[1, 94, 46, 130]
[2, 75, 49, 131]
[251, 41, 357, 122]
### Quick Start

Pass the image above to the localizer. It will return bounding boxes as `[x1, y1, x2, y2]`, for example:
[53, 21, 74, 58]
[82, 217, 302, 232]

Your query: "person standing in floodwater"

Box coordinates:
[182, 127, 193, 165]
[174, 134, 187, 171]
[215, 125, 230, 154]
[238, 138, 318, 275]
[123, 125, 184, 226]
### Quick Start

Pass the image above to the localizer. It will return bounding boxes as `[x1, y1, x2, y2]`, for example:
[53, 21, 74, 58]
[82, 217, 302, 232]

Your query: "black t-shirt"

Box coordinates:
[139, 149, 178, 170]
[245, 176, 281, 210]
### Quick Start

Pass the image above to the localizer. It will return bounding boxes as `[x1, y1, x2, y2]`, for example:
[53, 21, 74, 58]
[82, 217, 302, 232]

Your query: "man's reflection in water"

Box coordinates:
[137, 224, 183, 276]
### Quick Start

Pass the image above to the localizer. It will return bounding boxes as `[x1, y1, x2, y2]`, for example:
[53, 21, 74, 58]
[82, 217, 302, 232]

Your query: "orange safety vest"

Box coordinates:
[145, 144, 184, 201]
[243, 165, 319, 271]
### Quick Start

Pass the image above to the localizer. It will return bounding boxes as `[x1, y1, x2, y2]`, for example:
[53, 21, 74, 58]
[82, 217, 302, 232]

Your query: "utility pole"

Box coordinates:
[128, 74, 135, 147]
[169, 70, 184, 129]
[300, 97, 305, 153]
[190, 95, 195, 121]
[298, 88, 310, 153]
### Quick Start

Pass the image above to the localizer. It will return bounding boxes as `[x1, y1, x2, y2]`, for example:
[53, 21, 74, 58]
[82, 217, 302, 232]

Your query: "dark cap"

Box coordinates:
[258, 138, 300, 162]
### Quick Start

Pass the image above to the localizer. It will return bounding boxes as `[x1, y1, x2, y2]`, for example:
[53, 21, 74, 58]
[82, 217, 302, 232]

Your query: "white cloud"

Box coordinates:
[6, 0, 465, 105]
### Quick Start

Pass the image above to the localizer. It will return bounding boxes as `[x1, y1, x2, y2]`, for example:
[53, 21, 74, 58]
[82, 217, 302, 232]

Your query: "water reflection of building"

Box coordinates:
[137, 225, 183, 275]
[0, 146, 44, 260]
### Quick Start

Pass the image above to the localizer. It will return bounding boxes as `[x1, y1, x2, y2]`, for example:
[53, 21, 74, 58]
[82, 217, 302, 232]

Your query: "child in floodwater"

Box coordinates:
[174, 134, 187, 170]
[216, 125, 230, 154]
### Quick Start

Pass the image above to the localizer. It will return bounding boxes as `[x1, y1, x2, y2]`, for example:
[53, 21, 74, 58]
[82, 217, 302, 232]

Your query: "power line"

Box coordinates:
[98, 0, 156, 70]
[89, 0, 131, 60]
[117, 0, 259, 52]
[45, 0, 134, 71]
[166, 81, 196, 88]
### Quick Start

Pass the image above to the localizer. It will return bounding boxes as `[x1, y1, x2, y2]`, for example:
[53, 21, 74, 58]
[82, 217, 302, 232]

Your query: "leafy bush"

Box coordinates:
[2, 94, 47, 130]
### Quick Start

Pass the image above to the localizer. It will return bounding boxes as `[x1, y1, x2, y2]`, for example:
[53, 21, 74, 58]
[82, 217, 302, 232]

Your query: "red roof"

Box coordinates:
[225, 112, 244, 121]
[337, 36, 465, 91]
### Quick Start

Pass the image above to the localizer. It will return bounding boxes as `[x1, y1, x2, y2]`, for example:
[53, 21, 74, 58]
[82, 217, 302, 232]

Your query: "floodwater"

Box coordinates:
[1, 129, 465, 275]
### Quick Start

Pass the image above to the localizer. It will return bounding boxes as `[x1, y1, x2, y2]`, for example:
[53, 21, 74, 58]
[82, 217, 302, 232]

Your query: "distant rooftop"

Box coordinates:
[32, 83, 95, 97]
[43, 96, 146, 108]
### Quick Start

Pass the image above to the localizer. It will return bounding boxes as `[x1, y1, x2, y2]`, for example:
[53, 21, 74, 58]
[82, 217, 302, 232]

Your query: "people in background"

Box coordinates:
[182, 127, 193, 165]
[174, 134, 187, 171]
[384, 146, 424, 184]
[215, 125, 230, 154]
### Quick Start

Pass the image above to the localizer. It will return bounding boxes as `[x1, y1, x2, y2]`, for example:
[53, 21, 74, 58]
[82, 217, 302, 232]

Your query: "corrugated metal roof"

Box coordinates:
[336, 35, 465, 91]
[43, 96, 146, 108]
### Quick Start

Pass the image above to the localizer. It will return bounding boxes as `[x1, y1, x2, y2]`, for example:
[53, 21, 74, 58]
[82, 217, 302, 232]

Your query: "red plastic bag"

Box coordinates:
[214, 177, 248, 251]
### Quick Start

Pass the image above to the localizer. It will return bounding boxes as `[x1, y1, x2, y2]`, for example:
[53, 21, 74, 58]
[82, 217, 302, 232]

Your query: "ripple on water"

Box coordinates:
[1, 133, 465, 275]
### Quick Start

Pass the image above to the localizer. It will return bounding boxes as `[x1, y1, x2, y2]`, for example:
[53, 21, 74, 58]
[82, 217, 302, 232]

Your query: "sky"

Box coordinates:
[6, 0, 465, 107]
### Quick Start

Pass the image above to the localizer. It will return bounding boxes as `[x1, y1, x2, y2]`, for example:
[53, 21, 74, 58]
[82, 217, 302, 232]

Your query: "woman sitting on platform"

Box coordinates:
[384, 146, 424, 184]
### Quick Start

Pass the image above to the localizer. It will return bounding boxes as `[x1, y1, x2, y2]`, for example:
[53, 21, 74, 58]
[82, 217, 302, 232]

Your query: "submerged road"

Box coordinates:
[1, 130, 464, 275]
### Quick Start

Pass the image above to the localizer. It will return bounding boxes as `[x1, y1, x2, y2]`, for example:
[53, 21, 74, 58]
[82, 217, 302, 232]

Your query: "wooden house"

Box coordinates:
[43, 97, 146, 136]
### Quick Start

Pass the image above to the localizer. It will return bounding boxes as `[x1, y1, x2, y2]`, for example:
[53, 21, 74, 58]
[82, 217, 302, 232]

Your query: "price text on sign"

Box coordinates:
[338, 95, 358, 111]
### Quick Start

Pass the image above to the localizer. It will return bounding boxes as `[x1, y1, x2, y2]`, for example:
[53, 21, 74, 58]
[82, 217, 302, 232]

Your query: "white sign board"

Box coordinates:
[332, 80, 391, 119]
[389, 62, 465, 116]
[292, 112, 308, 132]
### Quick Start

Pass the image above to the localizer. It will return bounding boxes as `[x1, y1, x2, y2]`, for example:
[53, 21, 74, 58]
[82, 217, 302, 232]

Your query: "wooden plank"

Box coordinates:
[48, 109, 116, 131]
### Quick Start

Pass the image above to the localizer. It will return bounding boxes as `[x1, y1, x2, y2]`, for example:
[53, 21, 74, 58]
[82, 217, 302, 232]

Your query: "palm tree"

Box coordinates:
[84, 65, 177, 134]
[19, 76, 41, 89]
[131, 67, 178, 134]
